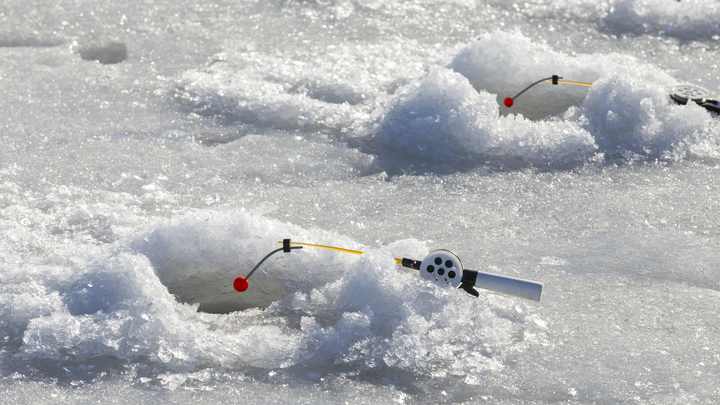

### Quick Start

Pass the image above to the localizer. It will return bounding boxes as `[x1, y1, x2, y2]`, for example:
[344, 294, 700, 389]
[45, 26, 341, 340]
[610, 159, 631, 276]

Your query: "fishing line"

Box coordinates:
[233, 239, 362, 292]
[504, 74, 593, 108]
[279, 240, 364, 255]
[233, 239, 302, 292]
[278, 240, 422, 269]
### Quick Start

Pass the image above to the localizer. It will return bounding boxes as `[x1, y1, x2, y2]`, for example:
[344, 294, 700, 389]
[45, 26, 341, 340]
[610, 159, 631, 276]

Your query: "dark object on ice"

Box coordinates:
[79, 42, 128, 64]
[670, 85, 720, 115]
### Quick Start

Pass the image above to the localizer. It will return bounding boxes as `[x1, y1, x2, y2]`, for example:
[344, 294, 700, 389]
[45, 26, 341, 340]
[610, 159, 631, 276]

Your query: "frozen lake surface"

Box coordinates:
[1, 0, 720, 403]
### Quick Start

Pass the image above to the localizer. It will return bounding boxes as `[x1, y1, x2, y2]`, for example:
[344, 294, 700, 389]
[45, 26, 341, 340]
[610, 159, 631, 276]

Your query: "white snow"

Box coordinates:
[1, 0, 720, 403]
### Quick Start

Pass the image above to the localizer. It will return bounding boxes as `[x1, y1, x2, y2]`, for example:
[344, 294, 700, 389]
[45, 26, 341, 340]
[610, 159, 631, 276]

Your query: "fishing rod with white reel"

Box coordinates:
[503, 74, 719, 116]
[400, 249, 543, 301]
[233, 239, 543, 302]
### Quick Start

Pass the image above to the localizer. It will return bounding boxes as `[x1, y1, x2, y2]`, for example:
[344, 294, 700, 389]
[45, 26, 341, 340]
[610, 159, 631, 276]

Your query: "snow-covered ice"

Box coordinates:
[1, 0, 720, 403]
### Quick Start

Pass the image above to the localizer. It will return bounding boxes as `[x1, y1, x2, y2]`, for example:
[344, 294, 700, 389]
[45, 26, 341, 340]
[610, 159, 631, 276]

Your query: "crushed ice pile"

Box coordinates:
[179, 30, 720, 168]
[2, 211, 543, 386]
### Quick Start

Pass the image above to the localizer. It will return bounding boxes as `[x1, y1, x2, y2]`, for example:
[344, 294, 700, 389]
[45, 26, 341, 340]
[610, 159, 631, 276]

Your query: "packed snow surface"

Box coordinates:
[1, 0, 720, 403]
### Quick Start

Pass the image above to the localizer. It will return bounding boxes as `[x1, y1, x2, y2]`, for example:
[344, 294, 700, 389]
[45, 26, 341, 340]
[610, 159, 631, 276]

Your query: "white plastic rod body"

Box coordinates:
[466, 269, 543, 301]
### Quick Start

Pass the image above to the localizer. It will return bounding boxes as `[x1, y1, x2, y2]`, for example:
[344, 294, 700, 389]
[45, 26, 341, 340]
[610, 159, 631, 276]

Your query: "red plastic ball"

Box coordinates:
[504, 97, 514, 108]
[234, 277, 249, 292]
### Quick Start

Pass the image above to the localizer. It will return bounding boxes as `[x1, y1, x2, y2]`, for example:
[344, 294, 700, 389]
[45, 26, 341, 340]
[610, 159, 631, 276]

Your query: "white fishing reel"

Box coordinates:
[414, 249, 543, 301]
[671, 85, 708, 103]
[419, 250, 464, 287]
[670, 85, 720, 114]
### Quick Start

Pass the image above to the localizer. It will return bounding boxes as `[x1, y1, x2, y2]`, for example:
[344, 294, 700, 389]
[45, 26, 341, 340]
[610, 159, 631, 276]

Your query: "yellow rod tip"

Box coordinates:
[277, 241, 365, 255]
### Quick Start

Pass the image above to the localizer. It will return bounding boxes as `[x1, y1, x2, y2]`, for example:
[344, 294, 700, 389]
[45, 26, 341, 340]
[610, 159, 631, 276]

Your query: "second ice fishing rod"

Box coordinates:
[234, 239, 543, 302]
[504, 76, 719, 115]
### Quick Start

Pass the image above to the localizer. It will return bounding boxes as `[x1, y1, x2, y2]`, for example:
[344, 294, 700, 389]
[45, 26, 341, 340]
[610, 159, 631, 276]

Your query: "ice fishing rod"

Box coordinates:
[233, 239, 543, 301]
[504, 77, 719, 116]
[503, 74, 593, 108]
